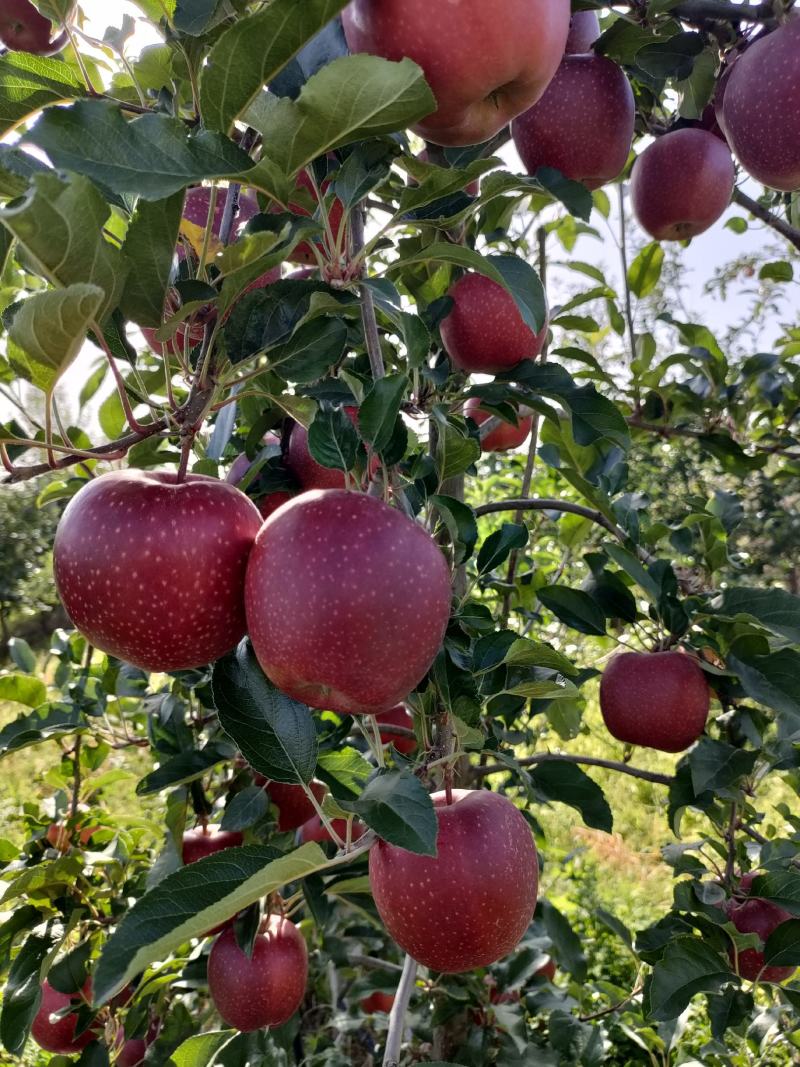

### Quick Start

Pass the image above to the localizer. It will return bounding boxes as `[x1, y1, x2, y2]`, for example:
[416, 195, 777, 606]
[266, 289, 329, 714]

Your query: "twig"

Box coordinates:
[618, 184, 639, 410]
[724, 800, 739, 888]
[350, 953, 404, 974]
[628, 415, 800, 460]
[671, 0, 774, 22]
[383, 954, 418, 1067]
[471, 751, 673, 786]
[351, 206, 386, 381]
[731, 188, 800, 253]
[579, 984, 644, 1022]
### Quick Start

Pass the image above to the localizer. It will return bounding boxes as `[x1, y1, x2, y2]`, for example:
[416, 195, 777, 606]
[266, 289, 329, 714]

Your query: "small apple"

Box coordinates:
[535, 957, 557, 981]
[265, 780, 328, 832]
[182, 827, 244, 865]
[245, 490, 452, 715]
[374, 704, 417, 755]
[464, 397, 533, 452]
[369, 788, 539, 973]
[600, 650, 710, 752]
[54, 471, 263, 673]
[284, 168, 346, 265]
[360, 991, 395, 1014]
[298, 814, 366, 844]
[512, 54, 634, 189]
[45, 823, 71, 853]
[117, 1038, 148, 1067]
[31, 980, 97, 1055]
[630, 128, 735, 241]
[728, 897, 796, 982]
[0, 0, 73, 56]
[207, 917, 308, 1031]
[737, 871, 762, 896]
[564, 10, 600, 53]
[719, 19, 800, 192]
[342, 0, 571, 147]
[286, 408, 379, 491]
[440, 273, 548, 375]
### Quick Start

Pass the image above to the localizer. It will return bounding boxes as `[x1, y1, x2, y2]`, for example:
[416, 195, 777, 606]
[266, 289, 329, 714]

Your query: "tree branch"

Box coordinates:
[383, 954, 417, 1067]
[671, 0, 775, 22]
[471, 751, 673, 786]
[731, 188, 800, 253]
[351, 206, 386, 382]
[628, 415, 800, 460]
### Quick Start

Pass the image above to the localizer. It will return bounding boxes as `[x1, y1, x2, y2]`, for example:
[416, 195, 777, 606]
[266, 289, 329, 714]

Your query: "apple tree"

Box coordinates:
[0, 0, 799, 1064]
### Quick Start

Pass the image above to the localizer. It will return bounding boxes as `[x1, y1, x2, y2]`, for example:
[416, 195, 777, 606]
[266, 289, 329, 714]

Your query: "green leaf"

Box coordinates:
[0, 52, 85, 137]
[477, 523, 528, 575]
[271, 317, 348, 384]
[8, 284, 104, 395]
[358, 373, 408, 453]
[434, 418, 480, 482]
[764, 919, 800, 967]
[220, 787, 269, 832]
[173, 0, 221, 34]
[0, 932, 54, 1055]
[168, 1032, 237, 1067]
[749, 872, 800, 914]
[538, 586, 607, 636]
[200, 0, 349, 133]
[688, 738, 757, 795]
[343, 769, 437, 856]
[530, 761, 613, 832]
[715, 587, 800, 645]
[728, 649, 800, 737]
[27, 100, 252, 201]
[502, 639, 578, 676]
[98, 390, 124, 441]
[120, 191, 184, 328]
[429, 494, 478, 566]
[316, 747, 373, 801]
[93, 843, 327, 1006]
[647, 937, 732, 1021]
[636, 31, 704, 79]
[307, 403, 359, 474]
[603, 542, 661, 601]
[627, 242, 664, 298]
[759, 261, 793, 282]
[0, 145, 48, 200]
[136, 743, 235, 796]
[7, 638, 36, 673]
[540, 900, 586, 980]
[0, 673, 45, 708]
[212, 640, 318, 784]
[535, 166, 594, 221]
[2, 856, 83, 904]
[0, 172, 129, 323]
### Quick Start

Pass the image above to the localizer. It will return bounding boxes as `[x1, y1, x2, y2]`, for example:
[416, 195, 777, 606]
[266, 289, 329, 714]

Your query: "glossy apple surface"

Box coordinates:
[630, 128, 735, 241]
[440, 273, 548, 374]
[375, 704, 417, 755]
[245, 490, 452, 714]
[342, 0, 571, 146]
[54, 472, 262, 673]
[600, 650, 710, 752]
[464, 398, 533, 452]
[31, 981, 96, 1054]
[0, 0, 72, 55]
[207, 917, 308, 1031]
[512, 55, 634, 189]
[720, 19, 800, 191]
[265, 780, 327, 832]
[369, 788, 539, 973]
[564, 10, 600, 52]
[728, 897, 796, 982]
[182, 827, 244, 865]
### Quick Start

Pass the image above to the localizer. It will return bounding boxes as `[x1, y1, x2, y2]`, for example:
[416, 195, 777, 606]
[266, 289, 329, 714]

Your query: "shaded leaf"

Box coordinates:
[342, 769, 437, 856]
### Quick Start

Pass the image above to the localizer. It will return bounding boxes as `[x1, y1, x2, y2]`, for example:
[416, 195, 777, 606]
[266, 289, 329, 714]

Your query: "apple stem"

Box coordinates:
[302, 781, 346, 850]
[383, 954, 418, 1067]
[369, 715, 386, 769]
[176, 434, 192, 483]
[0, 442, 14, 475]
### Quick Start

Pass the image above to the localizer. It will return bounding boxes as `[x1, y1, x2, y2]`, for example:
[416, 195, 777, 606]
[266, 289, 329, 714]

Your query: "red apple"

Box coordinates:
[46, 823, 71, 853]
[286, 408, 379, 491]
[182, 827, 244, 865]
[265, 780, 327, 832]
[179, 185, 260, 261]
[342, 0, 571, 147]
[117, 1038, 148, 1067]
[738, 871, 761, 896]
[369, 788, 539, 973]
[31, 980, 97, 1055]
[360, 991, 395, 1014]
[600, 650, 710, 752]
[536, 957, 557, 981]
[511, 55, 634, 189]
[285, 168, 346, 265]
[0, 0, 72, 55]
[54, 472, 262, 674]
[630, 128, 735, 241]
[464, 397, 533, 452]
[245, 490, 452, 714]
[728, 897, 795, 983]
[564, 10, 600, 53]
[374, 704, 417, 755]
[298, 814, 365, 844]
[440, 273, 548, 375]
[719, 19, 800, 192]
[207, 917, 308, 1031]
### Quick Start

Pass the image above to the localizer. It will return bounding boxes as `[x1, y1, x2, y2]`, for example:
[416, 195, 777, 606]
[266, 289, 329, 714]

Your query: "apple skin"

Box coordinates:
[564, 10, 600, 53]
[511, 54, 634, 190]
[464, 398, 533, 453]
[360, 991, 395, 1014]
[374, 704, 417, 755]
[286, 168, 346, 265]
[440, 273, 548, 375]
[182, 827, 244, 865]
[286, 408, 379, 491]
[245, 490, 452, 714]
[54, 472, 263, 674]
[600, 650, 710, 752]
[265, 780, 327, 832]
[369, 788, 539, 973]
[0, 0, 72, 56]
[298, 814, 366, 843]
[719, 19, 800, 192]
[117, 1038, 148, 1067]
[630, 128, 735, 241]
[31, 980, 96, 1055]
[727, 898, 795, 982]
[536, 957, 557, 981]
[207, 917, 308, 1032]
[342, 0, 571, 147]
[179, 186, 260, 260]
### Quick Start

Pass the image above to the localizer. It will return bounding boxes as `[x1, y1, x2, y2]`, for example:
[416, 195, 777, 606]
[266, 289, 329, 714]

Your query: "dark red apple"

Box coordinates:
[265, 780, 327, 832]
[54, 472, 262, 673]
[728, 897, 795, 982]
[207, 917, 308, 1031]
[286, 408, 379, 491]
[374, 704, 417, 755]
[360, 991, 395, 1014]
[600, 650, 710, 752]
[31, 980, 97, 1055]
[0, 0, 72, 55]
[737, 871, 761, 896]
[719, 19, 800, 192]
[45, 823, 70, 853]
[564, 10, 600, 53]
[182, 827, 244, 865]
[298, 814, 366, 843]
[369, 788, 539, 973]
[285, 168, 346, 265]
[630, 128, 735, 241]
[245, 490, 452, 714]
[440, 273, 548, 375]
[117, 1038, 148, 1067]
[511, 54, 634, 189]
[536, 957, 557, 981]
[342, 0, 571, 147]
[464, 397, 533, 452]
[179, 185, 260, 261]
